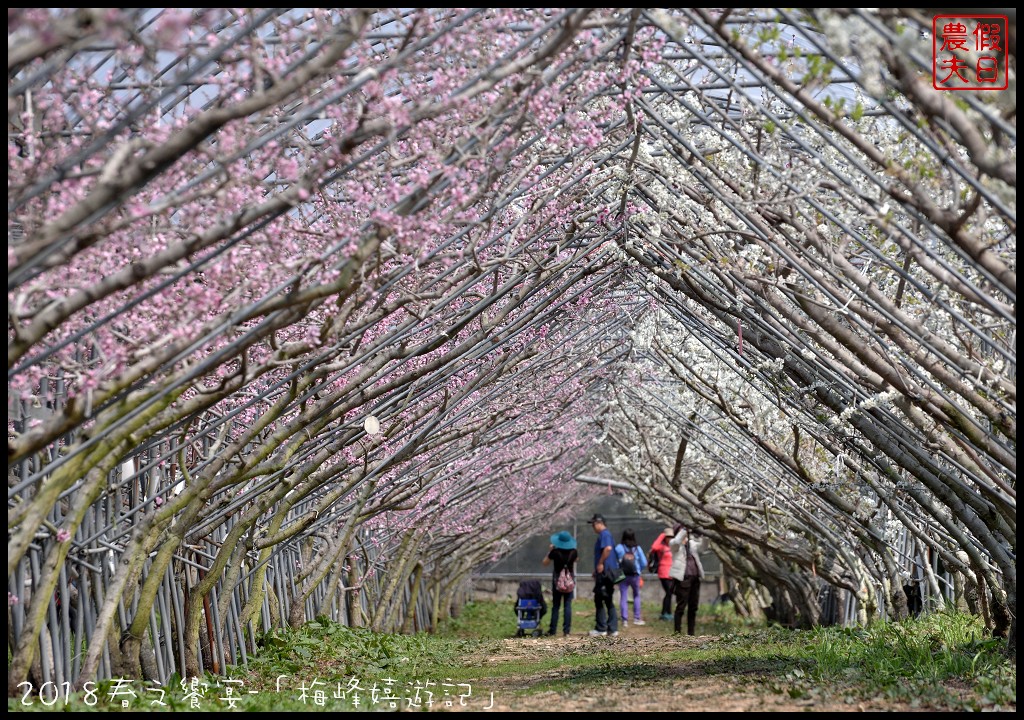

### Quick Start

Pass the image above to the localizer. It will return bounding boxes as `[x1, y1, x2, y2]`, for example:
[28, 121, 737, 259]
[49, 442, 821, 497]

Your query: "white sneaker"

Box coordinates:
[588, 629, 607, 637]
[633, 620, 645, 626]
[621, 620, 628, 628]
[609, 631, 620, 637]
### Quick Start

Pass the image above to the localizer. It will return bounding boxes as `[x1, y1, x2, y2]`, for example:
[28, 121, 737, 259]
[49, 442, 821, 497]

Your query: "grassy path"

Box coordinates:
[9, 600, 1014, 711]
[460, 632, 905, 712]
[436, 600, 1014, 713]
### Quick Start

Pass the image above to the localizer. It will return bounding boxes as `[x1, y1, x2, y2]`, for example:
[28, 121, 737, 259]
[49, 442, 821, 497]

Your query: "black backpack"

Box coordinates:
[621, 545, 638, 576]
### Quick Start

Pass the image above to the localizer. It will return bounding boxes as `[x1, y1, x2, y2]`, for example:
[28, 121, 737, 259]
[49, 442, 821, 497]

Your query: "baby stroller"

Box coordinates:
[513, 579, 547, 637]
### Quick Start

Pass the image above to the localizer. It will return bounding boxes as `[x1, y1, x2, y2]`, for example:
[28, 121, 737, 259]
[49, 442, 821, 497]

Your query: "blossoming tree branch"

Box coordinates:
[7, 8, 1015, 690]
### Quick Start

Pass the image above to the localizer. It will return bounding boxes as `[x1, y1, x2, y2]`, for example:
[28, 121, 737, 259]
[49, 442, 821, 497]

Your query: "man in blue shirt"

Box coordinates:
[588, 514, 620, 637]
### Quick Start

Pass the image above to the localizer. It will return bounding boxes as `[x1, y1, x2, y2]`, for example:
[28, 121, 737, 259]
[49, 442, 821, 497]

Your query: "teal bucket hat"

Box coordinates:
[550, 531, 576, 550]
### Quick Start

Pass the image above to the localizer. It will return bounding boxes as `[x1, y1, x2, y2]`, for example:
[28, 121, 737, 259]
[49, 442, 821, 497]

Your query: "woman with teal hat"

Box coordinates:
[543, 530, 578, 636]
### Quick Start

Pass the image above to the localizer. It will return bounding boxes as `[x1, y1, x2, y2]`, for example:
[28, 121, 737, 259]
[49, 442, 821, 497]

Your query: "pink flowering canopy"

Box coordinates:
[7, 8, 1015, 686]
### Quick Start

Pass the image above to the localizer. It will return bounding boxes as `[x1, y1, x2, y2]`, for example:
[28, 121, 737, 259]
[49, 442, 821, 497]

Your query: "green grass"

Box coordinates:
[437, 596, 516, 640]
[802, 608, 1016, 710]
[10, 615, 494, 712]
[9, 602, 1015, 712]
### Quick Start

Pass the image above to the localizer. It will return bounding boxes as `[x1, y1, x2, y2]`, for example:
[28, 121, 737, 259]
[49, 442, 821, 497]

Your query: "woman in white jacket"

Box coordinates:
[668, 524, 705, 635]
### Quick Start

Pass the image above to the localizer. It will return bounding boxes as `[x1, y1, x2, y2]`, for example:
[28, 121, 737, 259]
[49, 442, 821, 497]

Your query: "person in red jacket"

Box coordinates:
[649, 527, 675, 620]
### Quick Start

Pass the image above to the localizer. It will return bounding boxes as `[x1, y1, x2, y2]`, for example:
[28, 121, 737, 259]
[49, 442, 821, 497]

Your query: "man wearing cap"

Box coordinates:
[543, 531, 578, 636]
[588, 514, 620, 637]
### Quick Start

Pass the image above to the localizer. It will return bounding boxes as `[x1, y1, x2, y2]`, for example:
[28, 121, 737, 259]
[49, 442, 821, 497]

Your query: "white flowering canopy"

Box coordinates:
[6, 8, 1017, 685]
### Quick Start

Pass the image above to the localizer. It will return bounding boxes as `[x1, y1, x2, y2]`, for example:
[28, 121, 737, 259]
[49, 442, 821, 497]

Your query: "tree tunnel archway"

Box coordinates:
[7, 8, 1015, 691]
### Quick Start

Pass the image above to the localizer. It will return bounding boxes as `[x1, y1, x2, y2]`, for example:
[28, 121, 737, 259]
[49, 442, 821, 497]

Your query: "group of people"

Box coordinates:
[540, 514, 706, 638]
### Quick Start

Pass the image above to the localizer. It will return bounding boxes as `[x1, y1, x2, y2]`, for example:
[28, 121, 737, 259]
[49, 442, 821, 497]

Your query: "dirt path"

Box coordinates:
[452, 608, 921, 713]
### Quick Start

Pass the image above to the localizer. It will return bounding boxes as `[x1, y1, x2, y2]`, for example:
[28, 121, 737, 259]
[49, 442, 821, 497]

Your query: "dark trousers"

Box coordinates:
[549, 588, 573, 634]
[673, 578, 700, 635]
[593, 576, 618, 633]
[660, 577, 674, 616]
